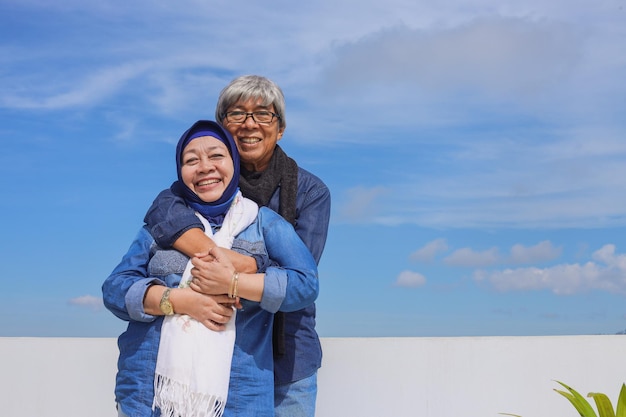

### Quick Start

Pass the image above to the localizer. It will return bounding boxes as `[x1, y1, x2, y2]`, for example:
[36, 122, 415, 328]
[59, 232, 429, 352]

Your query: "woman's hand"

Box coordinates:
[170, 288, 236, 331]
[189, 246, 236, 296]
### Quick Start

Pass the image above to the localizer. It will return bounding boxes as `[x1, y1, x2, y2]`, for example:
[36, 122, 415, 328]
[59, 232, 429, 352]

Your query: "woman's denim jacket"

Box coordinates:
[144, 167, 331, 384]
[102, 207, 319, 417]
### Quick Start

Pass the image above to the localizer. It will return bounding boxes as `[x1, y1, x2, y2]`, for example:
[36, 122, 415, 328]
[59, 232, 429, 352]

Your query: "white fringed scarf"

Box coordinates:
[153, 192, 258, 417]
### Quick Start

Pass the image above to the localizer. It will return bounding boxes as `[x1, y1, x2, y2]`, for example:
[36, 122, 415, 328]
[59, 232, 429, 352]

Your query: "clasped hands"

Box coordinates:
[187, 247, 242, 330]
[189, 246, 235, 296]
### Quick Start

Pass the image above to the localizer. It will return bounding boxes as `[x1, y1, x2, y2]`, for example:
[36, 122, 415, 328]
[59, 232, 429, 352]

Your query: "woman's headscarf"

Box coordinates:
[171, 120, 240, 225]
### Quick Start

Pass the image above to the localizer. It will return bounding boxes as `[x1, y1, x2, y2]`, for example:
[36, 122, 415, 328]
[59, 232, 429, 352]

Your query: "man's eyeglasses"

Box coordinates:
[223, 111, 281, 125]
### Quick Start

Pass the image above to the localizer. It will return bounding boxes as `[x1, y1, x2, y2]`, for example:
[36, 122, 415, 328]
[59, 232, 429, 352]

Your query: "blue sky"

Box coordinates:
[2, 0, 626, 338]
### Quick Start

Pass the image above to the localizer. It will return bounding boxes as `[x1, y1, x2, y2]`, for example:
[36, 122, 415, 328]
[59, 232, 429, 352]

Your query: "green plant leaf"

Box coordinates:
[615, 384, 626, 417]
[555, 381, 598, 417]
[555, 389, 594, 417]
[588, 392, 615, 417]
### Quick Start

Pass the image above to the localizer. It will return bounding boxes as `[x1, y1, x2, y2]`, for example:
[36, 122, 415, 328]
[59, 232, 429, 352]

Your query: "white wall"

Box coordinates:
[2, 336, 625, 417]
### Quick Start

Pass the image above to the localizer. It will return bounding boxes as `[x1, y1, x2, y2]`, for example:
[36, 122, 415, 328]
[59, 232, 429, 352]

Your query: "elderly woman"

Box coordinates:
[144, 75, 331, 417]
[102, 120, 319, 417]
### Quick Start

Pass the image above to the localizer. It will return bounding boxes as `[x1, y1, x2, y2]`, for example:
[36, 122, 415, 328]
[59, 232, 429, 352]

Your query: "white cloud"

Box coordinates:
[68, 295, 104, 311]
[394, 270, 427, 288]
[410, 238, 449, 262]
[474, 244, 626, 295]
[410, 240, 561, 268]
[592, 244, 626, 269]
[508, 240, 562, 264]
[444, 247, 500, 268]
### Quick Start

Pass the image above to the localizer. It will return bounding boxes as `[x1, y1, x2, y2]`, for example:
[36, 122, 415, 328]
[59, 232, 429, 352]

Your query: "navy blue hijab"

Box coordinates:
[171, 120, 241, 225]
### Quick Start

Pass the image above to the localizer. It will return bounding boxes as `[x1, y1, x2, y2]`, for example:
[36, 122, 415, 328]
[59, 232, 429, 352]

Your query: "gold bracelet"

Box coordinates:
[232, 272, 239, 299]
[228, 272, 235, 298]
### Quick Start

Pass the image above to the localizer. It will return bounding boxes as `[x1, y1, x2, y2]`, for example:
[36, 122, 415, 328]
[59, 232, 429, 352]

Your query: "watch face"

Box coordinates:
[160, 289, 174, 315]
[161, 301, 173, 315]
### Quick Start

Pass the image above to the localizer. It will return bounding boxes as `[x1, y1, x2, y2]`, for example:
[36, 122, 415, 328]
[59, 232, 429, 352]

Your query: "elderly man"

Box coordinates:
[144, 75, 331, 417]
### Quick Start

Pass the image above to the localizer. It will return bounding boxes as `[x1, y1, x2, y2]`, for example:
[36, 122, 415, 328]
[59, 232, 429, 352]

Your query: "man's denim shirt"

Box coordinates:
[103, 207, 319, 417]
[144, 167, 331, 384]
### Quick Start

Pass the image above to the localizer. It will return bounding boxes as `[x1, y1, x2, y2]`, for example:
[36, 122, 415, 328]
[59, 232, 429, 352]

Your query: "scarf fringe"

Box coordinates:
[153, 373, 226, 417]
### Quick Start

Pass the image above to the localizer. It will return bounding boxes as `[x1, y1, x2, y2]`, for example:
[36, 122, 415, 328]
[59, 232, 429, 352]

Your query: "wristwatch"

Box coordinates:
[159, 288, 175, 316]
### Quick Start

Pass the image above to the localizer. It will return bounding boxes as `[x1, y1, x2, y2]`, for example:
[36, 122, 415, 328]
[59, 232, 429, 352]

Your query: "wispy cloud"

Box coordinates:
[410, 238, 449, 262]
[323, 17, 584, 100]
[332, 128, 626, 228]
[336, 186, 389, 223]
[444, 247, 500, 268]
[68, 295, 103, 311]
[2, 63, 151, 110]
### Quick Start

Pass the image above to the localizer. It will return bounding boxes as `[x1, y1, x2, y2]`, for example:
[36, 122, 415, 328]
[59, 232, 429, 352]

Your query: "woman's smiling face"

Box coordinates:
[180, 135, 234, 203]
